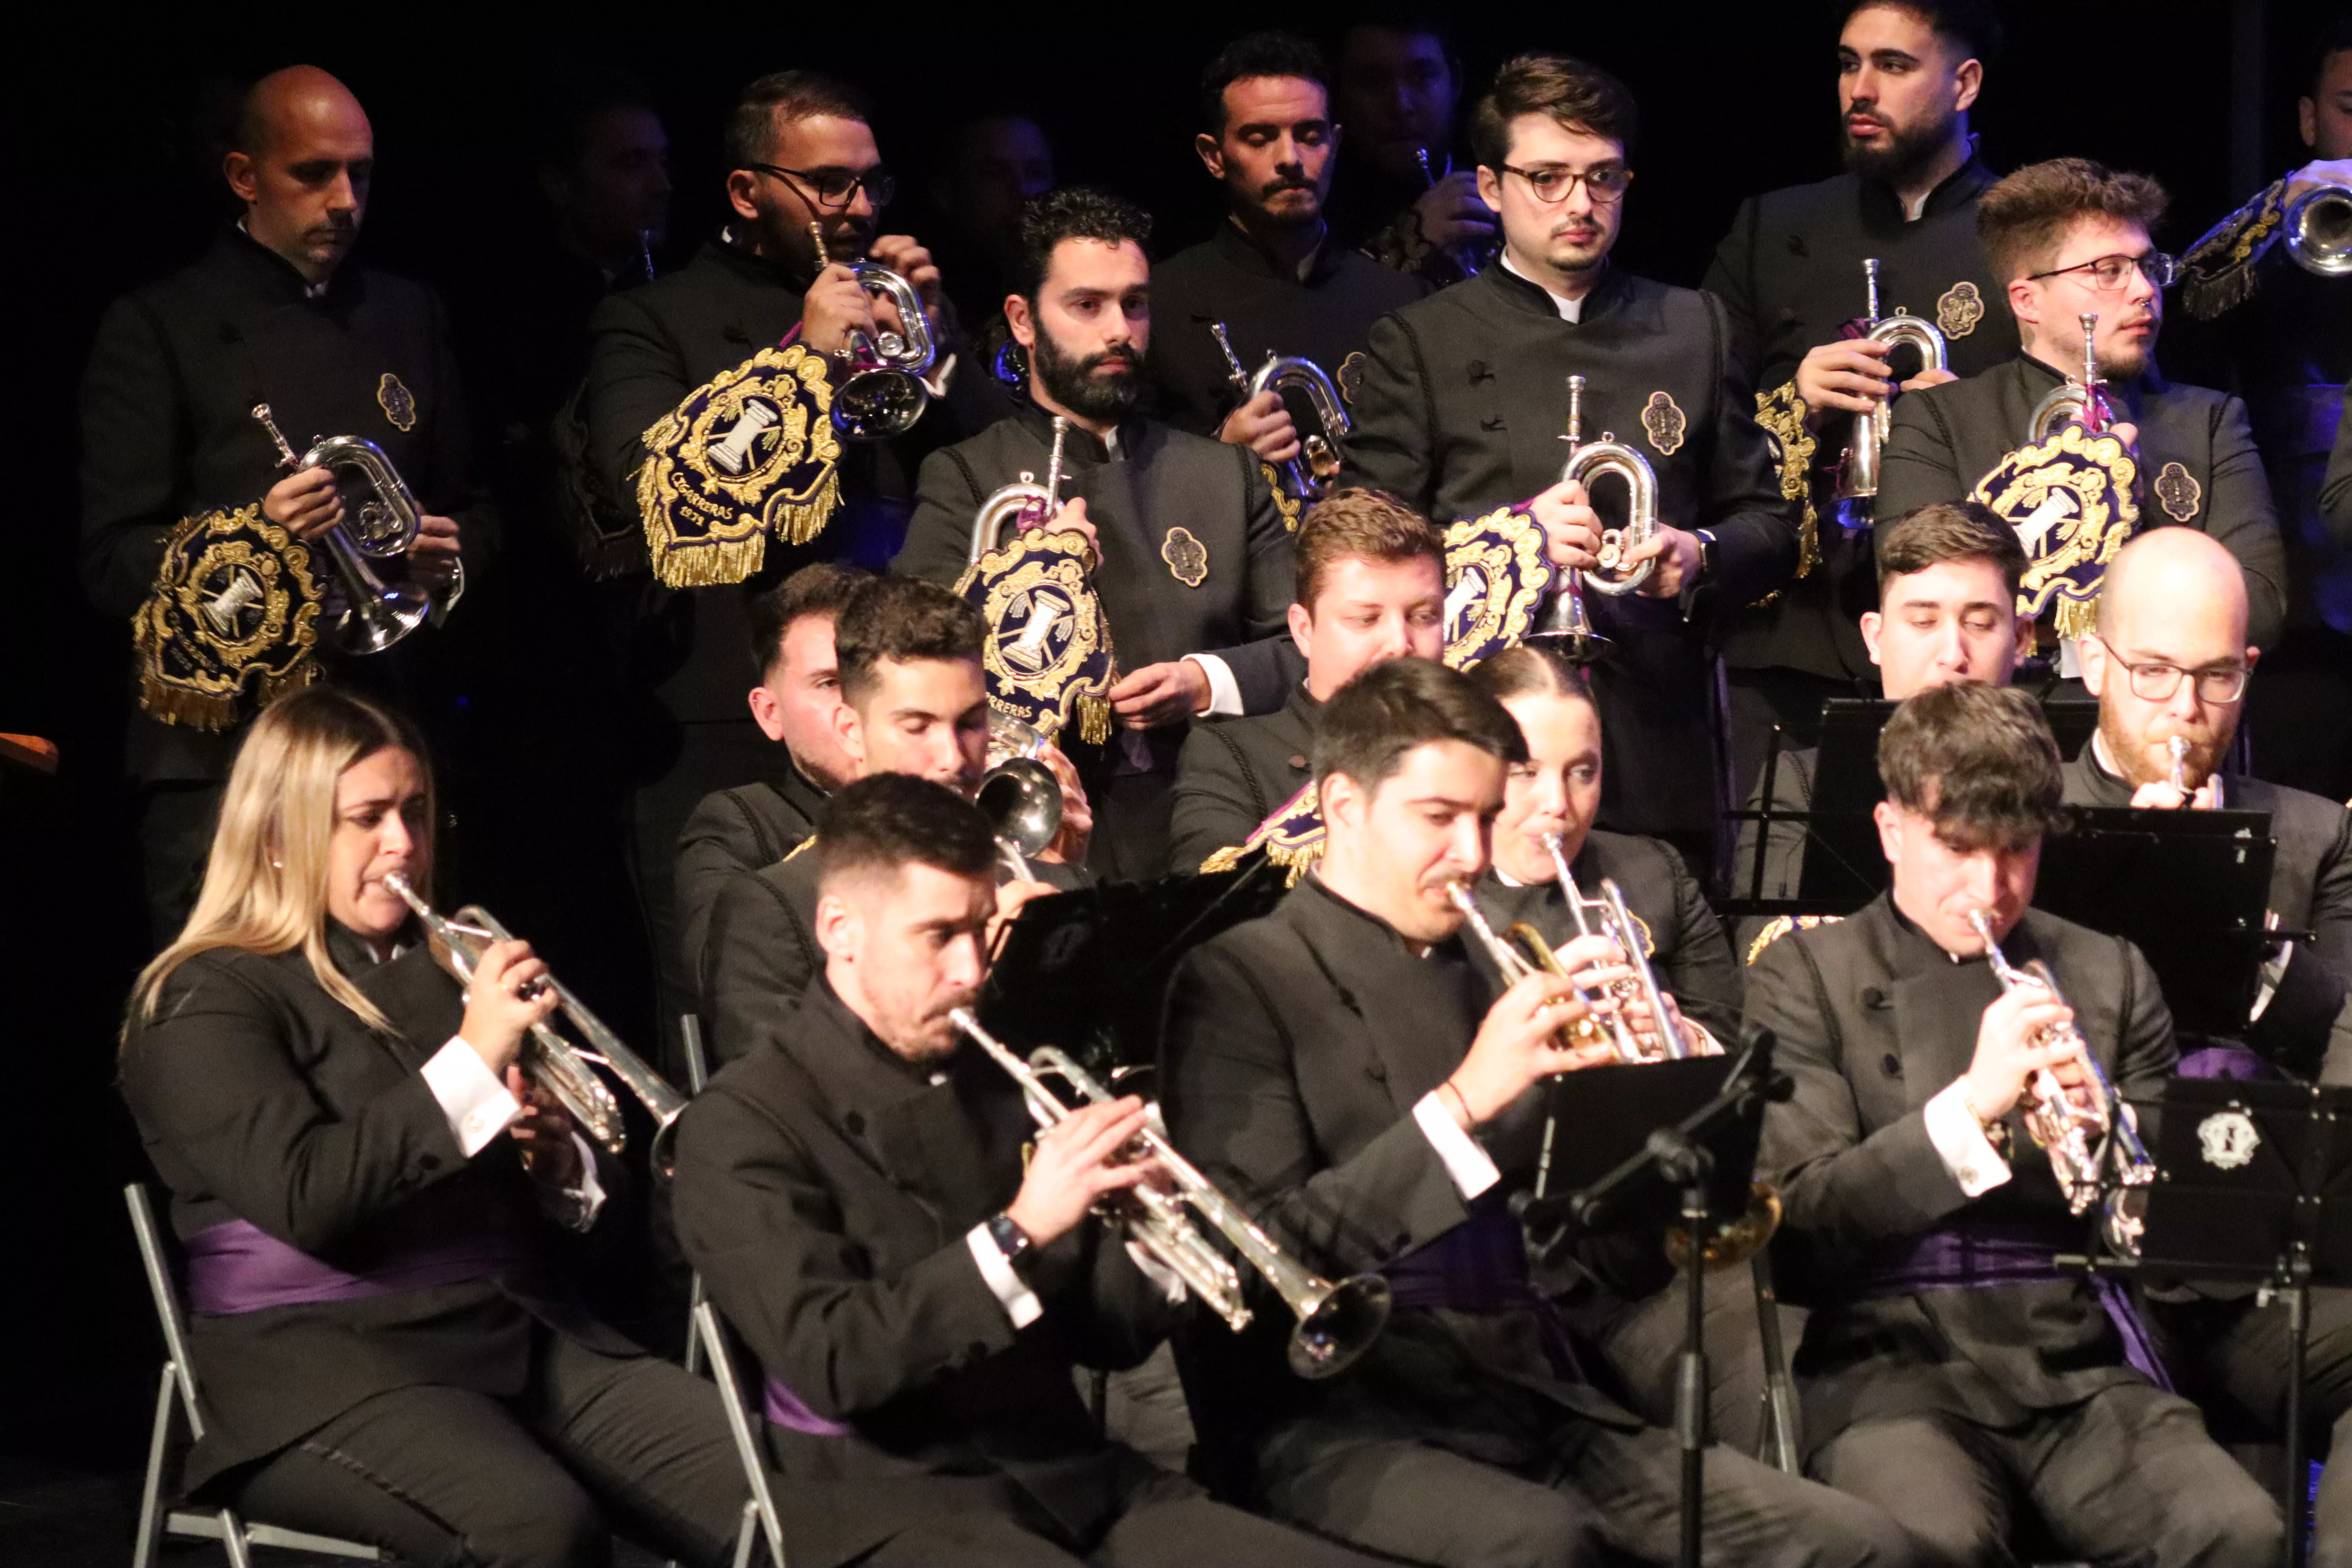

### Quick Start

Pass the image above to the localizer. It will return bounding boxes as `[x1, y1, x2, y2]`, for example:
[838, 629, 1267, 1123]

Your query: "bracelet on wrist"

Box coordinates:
[1439, 1080, 1475, 1129]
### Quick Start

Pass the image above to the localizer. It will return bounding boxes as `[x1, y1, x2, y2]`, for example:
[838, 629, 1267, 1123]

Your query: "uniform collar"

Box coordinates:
[1855, 143, 1999, 225]
[1485, 254, 1626, 323]
[220, 222, 350, 306]
[1013, 395, 1141, 462]
[706, 228, 816, 292]
[1211, 215, 1337, 285]
[1295, 870, 1461, 964]
[772, 760, 833, 820]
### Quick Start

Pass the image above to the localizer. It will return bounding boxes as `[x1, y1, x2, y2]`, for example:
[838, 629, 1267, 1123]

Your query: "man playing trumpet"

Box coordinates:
[671, 774, 1383, 1568]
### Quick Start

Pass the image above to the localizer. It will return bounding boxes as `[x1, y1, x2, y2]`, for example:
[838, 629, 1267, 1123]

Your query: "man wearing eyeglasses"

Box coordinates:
[2059, 525, 2352, 1559]
[581, 68, 1004, 1070]
[1145, 32, 1424, 474]
[1705, 0, 2014, 802]
[1875, 157, 2289, 661]
[1342, 52, 1799, 880]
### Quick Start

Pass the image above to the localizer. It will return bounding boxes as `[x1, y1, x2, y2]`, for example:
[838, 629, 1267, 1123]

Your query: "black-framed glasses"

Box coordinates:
[1496, 162, 1634, 204]
[748, 162, 896, 211]
[2026, 251, 2180, 291]
[2087, 636, 2249, 704]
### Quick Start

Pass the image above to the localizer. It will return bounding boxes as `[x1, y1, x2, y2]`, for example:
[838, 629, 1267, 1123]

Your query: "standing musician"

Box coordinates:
[81, 65, 476, 943]
[581, 69, 1002, 1048]
[1749, 682, 2284, 1566]
[697, 576, 1086, 1065]
[1161, 657, 1917, 1568]
[1330, 16, 1494, 289]
[1342, 53, 1800, 878]
[1145, 33, 1425, 468]
[1169, 486, 1444, 868]
[672, 560, 866, 1009]
[117, 686, 791, 1566]
[893, 188, 1299, 881]
[1706, 0, 2012, 793]
[1875, 158, 2289, 655]
[670, 774, 1385, 1568]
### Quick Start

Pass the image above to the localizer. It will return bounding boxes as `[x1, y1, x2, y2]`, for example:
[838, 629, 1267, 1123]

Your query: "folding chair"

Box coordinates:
[681, 1014, 714, 1381]
[125, 1182, 388, 1567]
[692, 1301, 788, 1568]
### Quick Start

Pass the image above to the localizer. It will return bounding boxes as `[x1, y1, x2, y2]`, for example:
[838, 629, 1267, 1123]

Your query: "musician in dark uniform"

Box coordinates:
[1875, 158, 2289, 653]
[117, 686, 793, 1566]
[1705, 0, 2013, 793]
[670, 774, 1381, 1568]
[1162, 657, 1916, 1568]
[698, 577, 1083, 1064]
[80, 65, 479, 942]
[1169, 487, 1443, 867]
[1749, 682, 2283, 1566]
[1341, 54, 1800, 877]
[671, 561, 865, 1007]
[1329, 17, 1494, 289]
[582, 69, 1002, 1045]
[894, 188, 1299, 880]
[1146, 33, 1425, 471]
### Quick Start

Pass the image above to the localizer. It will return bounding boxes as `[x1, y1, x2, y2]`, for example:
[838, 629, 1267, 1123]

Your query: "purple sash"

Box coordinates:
[182, 1218, 529, 1316]
[1854, 1221, 2172, 1391]
[1384, 1210, 1590, 1383]
[761, 1376, 853, 1437]
[2177, 1044, 2275, 1082]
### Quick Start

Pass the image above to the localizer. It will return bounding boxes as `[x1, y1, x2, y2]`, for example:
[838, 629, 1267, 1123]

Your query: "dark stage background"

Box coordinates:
[0, 0, 2327, 1512]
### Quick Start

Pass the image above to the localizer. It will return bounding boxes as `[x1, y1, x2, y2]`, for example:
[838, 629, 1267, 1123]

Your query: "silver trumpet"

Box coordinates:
[252, 404, 443, 655]
[1965, 910, 2154, 1254]
[812, 222, 938, 442]
[1414, 146, 1486, 277]
[949, 1009, 1391, 1378]
[1833, 258, 1948, 519]
[2027, 313, 2114, 441]
[1210, 323, 1350, 501]
[1541, 834, 1713, 1063]
[2169, 735, 2192, 795]
[968, 417, 1072, 564]
[978, 710, 1064, 881]
[2288, 183, 2352, 276]
[386, 873, 691, 1173]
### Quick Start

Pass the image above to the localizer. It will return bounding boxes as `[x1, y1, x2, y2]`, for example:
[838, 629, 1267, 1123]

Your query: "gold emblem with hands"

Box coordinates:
[1161, 526, 1210, 588]
[376, 372, 417, 432]
[2155, 462, 2202, 522]
[1936, 281, 1985, 338]
[1641, 390, 1687, 456]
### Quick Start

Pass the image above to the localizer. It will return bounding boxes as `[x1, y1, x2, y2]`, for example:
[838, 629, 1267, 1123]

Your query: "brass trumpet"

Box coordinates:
[2026, 313, 2114, 441]
[2288, 183, 2352, 276]
[251, 404, 443, 655]
[386, 873, 691, 1173]
[968, 417, 1072, 565]
[811, 222, 938, 442]
[950, 1009, 1391, 1379]
[1832, 258, 1949, 523]
[1541, 835, 1718, 1064]
[1210, 323, 1350, 501]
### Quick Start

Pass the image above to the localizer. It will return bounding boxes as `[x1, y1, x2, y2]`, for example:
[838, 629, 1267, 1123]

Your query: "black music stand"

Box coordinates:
[1518, 1028, 1791, 1568]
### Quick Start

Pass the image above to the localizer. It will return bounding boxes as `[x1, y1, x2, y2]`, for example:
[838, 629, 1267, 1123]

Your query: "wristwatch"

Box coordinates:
[985, 1212, 1033, 1269]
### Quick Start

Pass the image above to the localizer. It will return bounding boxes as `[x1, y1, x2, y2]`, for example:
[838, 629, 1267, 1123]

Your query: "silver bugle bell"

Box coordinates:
[1832, 258, 1949, 520]
[813, 221, 939, 442]
[1210, 323, 1351, 501]
[969, 417, 1072, 565]
[978, 710, 1064, 881]
[251, 403, 439, 655]
[2288, 183, 2352, 277]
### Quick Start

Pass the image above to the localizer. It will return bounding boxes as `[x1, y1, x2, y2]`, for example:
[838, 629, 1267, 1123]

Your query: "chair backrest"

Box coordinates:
[682, 1013, 712, 1096]
[124, 1183, 205, 1440]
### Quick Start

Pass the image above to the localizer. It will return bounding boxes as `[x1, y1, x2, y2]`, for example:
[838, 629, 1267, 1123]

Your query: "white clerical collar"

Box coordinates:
[1501, 253, 1585, 322]
[1494, 864, 1528, 888]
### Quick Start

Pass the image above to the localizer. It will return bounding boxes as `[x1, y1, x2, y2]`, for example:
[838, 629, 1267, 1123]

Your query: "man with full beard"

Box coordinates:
[895, 188, 1298, 879]
[1705, 0, 2014, 797]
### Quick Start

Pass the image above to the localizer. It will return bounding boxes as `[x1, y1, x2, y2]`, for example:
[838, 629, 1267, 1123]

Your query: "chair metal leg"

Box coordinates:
[685, 1272, 710, 1380]
[219, 1506, 256, 1568]
[695, 1302, 786, 1567]
[133, 1361, 178, 1568]
[732, 1497, 761, 1568]
[1750, 1253, 1803, 1474]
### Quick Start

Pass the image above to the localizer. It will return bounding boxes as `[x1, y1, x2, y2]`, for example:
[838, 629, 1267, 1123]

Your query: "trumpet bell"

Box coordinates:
[1289, 1272, 1392, 1380]
[322, 571, 434, 655]
[834, 367, 931, 442]
[978, 755, 1063, 858]
[1524, 572, 1614, 664]
[2289, 185, 2352, 278]
[1664, 1180, 1783, 1271]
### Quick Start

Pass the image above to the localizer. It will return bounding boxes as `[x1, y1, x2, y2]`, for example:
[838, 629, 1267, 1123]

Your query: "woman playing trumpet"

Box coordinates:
[119, 686, 781, 1567]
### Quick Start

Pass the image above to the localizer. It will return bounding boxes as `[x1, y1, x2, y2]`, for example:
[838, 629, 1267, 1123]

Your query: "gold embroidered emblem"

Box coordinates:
[956, 530, 1117, 746]
[376, 372, 417, 432]
[1970, 424, 2140, 641]
[1744, 913, 1845, 967]
[1162, 527, 1209, 587]
[134, 504, 324, 730]
[636, 345, 843, 586]
[1936, 281, 1985, 339]
[1440, 506, 1551, 668]
[1337, 351, 1367, 407]
[2155, 462, 2202, 522]
[1259, 463, 1302, 532]
[1752, 383, 1819, 581]
[1641, 390, 1687, 456]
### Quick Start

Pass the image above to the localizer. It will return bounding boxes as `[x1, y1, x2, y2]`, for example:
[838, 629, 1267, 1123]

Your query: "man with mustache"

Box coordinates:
[1704, 0, 2014, 797]
[80, 63, 479, 943]
[895, 189, 1300, 880]
[1145, 32, 1424, 479]
[1343, 53, 1800, 880]
[673, 775, 1383, 1568]
[1875, 158, 2289, 661]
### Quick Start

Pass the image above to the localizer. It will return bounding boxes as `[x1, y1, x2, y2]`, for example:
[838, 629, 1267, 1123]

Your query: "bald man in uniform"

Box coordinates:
[2060, 525, 2352, 1560]
[81, 65, 485, 940]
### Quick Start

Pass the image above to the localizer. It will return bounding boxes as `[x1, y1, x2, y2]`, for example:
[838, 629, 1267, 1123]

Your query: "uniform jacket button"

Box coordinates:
[1882, 1053, 1903, 1078]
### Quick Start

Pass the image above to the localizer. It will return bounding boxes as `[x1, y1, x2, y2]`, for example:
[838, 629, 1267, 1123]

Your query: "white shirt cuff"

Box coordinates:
[966, 1223, 1044, 1328]
[2251, 941, 2293, 1022]
[533, 1132, 608, 1233]
[1186, 653, 1244, 718]
[1924, 1080, 2012, 1198]
[1412, 1091, 1501, 1200]
[420, 1038, 525, 1156]
[920, 350, 958, 399]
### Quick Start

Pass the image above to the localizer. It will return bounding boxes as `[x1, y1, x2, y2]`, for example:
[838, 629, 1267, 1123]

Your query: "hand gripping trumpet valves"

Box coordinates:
[968, 417, 1072, 566]
[1831, 258, 1949, 527]
[811, 221, 939, 441]
[1209, 322, 1351, 501]
[2026, 313, 2115, 441]
[250, 403, 436, 654]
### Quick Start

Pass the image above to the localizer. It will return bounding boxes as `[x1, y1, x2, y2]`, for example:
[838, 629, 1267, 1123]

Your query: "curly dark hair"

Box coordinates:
[1200, 32, 1331, 133]
[1009, 186, 1152, 304]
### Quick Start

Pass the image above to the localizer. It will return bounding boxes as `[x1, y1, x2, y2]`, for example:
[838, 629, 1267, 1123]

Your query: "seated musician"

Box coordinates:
[1748, 681, 2283, 1567]
[673, 559, 866, 1009]
[1169, 486, 1444, 867]
[117, 685, 784, 1567]
[1162, 656, 1915, 1568]
[670, 773, 1383, 1568]
[698, 574, 1088, 1063]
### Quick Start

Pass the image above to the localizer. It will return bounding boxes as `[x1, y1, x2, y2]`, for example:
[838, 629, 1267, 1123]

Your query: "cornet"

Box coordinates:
[1558, 373, 1659, 597]
[386, 873, 691, 1173]
[2026, 313, 2114, 441]
[968, 417, 1072, 565]
[978, 710, 1064, 882]
[950, 1009, 1391, 1379]
[811, 222, 938, 442]
[1210, 323, 1350, 501]
[1447, 882, 1640, 1064]
[2287, 183, 2352, 277]
[1832, 258, 1949, 524]
[1541, 835, 1716, 1064]
[1965, 910, 2154, 1254]
[251, 404, 440, 655]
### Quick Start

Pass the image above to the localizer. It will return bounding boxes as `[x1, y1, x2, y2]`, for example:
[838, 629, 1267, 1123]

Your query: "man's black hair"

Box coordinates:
[833, 576, 984, 708]
[1839, 0, 2005, 65]
[1878, 682, 2063, 852]
[746, 561, 870, 683]
[1314, 656, 1526, 793]
[1009, 186, 1152, 303]
[815, 774, 995, 891]
[1201, 32, 1332, 134]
